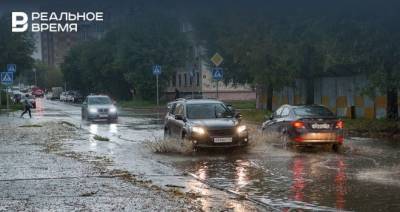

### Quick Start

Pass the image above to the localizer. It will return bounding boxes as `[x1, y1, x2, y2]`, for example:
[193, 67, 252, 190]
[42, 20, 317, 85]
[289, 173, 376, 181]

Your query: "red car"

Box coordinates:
[32, 88, 44, 97]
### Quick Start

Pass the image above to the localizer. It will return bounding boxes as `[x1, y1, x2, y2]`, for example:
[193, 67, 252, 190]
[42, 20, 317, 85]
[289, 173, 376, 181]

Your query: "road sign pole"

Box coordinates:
[6, 87, 9, 111]
[156, 74, 159, 107]
[216, 80, 219, 99]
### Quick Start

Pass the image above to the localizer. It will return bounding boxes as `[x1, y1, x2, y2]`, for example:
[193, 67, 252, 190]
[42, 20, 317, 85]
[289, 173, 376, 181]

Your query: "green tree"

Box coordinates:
[0, 15, 34, 77]
[34, 61, 64, 89]
[62, 9, 189, 101]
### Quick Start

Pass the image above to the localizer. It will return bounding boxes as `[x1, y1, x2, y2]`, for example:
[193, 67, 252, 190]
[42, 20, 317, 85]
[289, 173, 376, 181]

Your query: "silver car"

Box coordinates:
[81, 95, 118, 122]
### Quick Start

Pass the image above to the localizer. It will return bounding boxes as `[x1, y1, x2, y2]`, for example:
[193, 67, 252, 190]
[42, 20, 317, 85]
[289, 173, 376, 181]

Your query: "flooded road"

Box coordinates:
[18, 98, 400, 211]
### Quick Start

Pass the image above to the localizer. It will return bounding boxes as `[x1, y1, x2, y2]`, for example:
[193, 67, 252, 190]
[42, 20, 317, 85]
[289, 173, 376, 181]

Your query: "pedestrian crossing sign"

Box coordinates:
[1, 72, 13, 85]
[212, 67, 223, 81]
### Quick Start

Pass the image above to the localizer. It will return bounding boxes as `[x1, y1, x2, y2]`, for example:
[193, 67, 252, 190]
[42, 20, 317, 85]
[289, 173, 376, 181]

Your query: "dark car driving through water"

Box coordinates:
[164, 98, 248, 148]
[262, 104, 344, 152]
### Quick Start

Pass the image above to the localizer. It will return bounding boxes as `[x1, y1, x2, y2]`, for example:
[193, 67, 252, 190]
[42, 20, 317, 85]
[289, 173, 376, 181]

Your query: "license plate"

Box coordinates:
[99, 114, 108, 118]
[311, 123, 330, 129]
[214, 137, 232, 143]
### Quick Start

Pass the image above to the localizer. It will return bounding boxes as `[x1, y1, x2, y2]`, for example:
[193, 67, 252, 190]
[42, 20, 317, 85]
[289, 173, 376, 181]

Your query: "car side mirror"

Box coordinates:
[235, 113, 242, 120]
[175, 114, 187, 122]
[227, 105, 236, 114]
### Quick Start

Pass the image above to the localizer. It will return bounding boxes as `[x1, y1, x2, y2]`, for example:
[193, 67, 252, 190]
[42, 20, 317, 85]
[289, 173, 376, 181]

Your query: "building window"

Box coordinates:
[196, 72, 200, 86]
[184, 73, 187, 86]
[178, 74, 182, 87]
[189, 74, 193, 86]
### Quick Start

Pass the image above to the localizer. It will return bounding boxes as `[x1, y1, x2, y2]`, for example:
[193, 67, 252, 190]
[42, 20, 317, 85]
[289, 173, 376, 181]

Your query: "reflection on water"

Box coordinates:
[235, 160, 250, 190]
[292, 158, 305, 202]
[176, 153, 354, 211]
[188, 159, 254, 212]
[89, 124, 98, 134]
[109, 124, 118, 133]
[35, 98, 44, 117]
[335, 159, 346, 210]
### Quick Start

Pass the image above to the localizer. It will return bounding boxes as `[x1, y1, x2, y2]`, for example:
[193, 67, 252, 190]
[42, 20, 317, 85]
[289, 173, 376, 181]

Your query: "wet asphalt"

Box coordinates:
[3, 98, 400, 211]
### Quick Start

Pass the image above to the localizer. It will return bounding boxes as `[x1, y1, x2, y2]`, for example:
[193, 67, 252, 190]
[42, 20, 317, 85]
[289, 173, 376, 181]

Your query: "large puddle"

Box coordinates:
[31, 100, 400, 211]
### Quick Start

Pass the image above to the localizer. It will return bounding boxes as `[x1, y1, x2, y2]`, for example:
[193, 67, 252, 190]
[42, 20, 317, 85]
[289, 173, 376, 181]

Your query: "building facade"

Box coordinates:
[165, 23, 256, 101]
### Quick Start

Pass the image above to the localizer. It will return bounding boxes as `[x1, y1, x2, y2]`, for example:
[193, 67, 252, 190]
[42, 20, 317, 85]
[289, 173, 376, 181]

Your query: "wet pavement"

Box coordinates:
[2, 98, 400, 211]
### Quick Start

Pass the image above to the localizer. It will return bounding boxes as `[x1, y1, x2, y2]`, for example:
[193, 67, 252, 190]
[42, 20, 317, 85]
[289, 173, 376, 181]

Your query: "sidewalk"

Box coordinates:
[0, 117, 200, 211]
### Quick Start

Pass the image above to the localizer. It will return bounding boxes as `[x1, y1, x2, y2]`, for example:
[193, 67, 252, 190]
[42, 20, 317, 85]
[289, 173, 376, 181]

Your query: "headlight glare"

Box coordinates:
[89, 108, 97, 113]
[192, 126, 206, 135]
[109, 106, 117, 113]
[237, 125, 247, 134]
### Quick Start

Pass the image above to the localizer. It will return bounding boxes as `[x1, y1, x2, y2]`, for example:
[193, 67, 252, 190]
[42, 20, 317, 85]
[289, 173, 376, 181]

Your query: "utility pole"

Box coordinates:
[33, 68, 37, 86]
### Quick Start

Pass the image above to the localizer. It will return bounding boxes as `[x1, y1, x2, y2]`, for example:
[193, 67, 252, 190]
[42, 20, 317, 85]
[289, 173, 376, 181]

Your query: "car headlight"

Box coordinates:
[192, 126, 206, 135]
[89, 108, 97, 113]
[237, 125, 247, 134]
[109, 106, 117, 113]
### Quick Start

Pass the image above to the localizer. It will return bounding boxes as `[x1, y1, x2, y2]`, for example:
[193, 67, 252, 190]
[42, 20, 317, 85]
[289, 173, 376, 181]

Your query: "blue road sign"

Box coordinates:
[212, 67, 223, 81]
[153, 65, 161, 76]
[7, 64, 16, 73]
[1, 72, 13, 85]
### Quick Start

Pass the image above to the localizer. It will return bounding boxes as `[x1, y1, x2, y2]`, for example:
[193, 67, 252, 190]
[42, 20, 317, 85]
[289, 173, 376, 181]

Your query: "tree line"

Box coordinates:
[188, 0, 400, 119]
[60, 0, 400, 119]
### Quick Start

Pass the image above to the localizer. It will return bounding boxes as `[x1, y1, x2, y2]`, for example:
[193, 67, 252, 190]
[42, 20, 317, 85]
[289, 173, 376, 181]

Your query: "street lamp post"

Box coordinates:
[33, 68, 37, 86]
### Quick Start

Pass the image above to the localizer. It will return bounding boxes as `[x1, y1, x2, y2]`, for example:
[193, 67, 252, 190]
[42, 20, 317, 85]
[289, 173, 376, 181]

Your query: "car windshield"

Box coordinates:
[186, 103, 233, 119]
[88, 97, 112, 105]
[294, 106, 334, 117]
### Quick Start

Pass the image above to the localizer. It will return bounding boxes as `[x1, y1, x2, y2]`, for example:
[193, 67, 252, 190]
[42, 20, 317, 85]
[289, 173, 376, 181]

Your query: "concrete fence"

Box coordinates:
[256, 75, 398, 119]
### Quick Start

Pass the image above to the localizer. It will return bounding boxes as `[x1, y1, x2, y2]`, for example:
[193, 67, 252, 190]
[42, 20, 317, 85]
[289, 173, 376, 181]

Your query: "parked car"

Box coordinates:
[81, 95, 118, 122]
[262, 104, 344, 152]
[164, 98, 248, 148]
[32, 87, 44, 97]
[68, 91, 83, 103]
[60, 92, 69, 102]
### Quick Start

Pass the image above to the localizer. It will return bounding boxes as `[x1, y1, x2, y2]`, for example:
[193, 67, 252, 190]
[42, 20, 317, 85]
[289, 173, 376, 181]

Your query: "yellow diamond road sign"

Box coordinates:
[211, 53, 223, 67]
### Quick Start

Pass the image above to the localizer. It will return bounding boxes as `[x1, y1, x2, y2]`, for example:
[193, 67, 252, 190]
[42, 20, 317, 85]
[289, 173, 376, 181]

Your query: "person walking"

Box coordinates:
[20, 94, 32, 118]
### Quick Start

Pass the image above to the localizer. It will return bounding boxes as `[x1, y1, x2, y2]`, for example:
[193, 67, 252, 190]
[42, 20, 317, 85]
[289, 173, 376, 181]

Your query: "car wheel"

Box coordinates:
[181, 132, 195, 152]
[108, 118, 117, 124]
[332, 144, 343, 153]
[164, 128, 171, 139]
[280, 133, 291, 149]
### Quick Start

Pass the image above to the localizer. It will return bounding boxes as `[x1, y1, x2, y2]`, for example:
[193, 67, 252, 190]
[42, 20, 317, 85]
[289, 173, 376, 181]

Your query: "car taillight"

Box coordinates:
[292, 121, 305, 129]
[336, 120, 344, 129]
[337, 135, 344, 143]
[294, 136, 304, 142]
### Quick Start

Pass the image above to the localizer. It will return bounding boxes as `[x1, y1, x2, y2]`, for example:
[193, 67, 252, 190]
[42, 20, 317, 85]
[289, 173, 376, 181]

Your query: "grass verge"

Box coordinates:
[93, 135, 110, 142]
[225, 100, 256, 110]
[344, 118, 400, 138]
[119, 99, 165, 108]
[240, 109, 271, 124]
[19, 124, 43, 128]
[0, 103, 23, 112]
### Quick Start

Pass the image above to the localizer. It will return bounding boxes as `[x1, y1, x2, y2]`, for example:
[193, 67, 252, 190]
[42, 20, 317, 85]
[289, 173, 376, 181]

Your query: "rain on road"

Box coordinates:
[16, 98, 400, 211]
